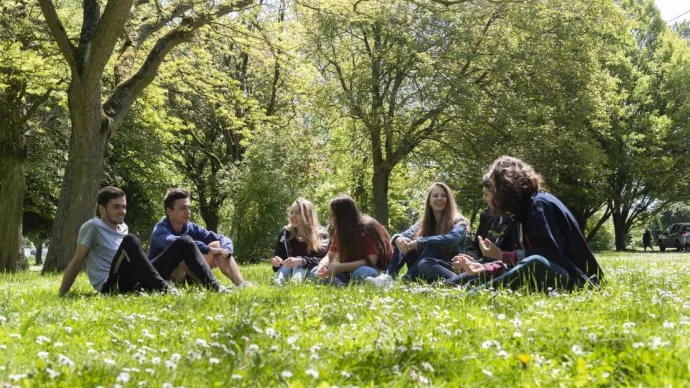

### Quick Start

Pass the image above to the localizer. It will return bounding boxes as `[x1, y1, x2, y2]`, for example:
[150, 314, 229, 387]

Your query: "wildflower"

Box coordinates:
[632, 342, 645, 349]
[663, 321, 676, 329]
[231, 374, 243, 380]
[482, 369, 493, 376]
[209, 358, 220, 365]
[287, 335, 298, 345]
[46, 368, 60, 379]
[421, 362, 434, 372]
[151, 357, 161, 364]
[170, 353, 181, 362]
[397, 345, 408, 352]
[281, 370, 293, 378]
[36, 336, 51, 345]
[164, 360, 177, 370]
[341, 371, 352, 378]
[589, 333, 597, 342]
[571, 345, 584, 356]
[497, 350, 509, 358]
[481, 340, 492, 349]
[622, 322, 635, 329]
[9, 373, 27, 381]
[37, 351, 49, 360]
[247, 344, 259, 352]
[306, 368, 319, 379]
[116, 371, 130, 383]
[145, 368, 155, 374]
[497, 314, 506, 320]
[58, 354, 75, 368]
[104, 359, 116, 366]
[518, 354, 531, 367]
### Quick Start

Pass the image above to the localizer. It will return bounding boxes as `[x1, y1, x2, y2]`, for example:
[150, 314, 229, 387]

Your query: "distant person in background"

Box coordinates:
[642, 226, 654, 251]
[272, 198, 330, 284]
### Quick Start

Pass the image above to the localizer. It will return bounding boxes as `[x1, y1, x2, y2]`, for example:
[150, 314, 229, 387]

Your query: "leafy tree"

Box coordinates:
[38, 0, 257, 272]
[0, 1, 64, 271]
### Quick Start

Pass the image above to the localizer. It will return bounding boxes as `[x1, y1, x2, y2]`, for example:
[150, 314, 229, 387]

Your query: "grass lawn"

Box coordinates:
[1, 251, 690, 387]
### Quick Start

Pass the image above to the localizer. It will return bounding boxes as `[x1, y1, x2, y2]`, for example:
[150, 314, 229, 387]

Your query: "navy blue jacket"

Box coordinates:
[505, 192, 603, 283]
[148, 217, 233, 259]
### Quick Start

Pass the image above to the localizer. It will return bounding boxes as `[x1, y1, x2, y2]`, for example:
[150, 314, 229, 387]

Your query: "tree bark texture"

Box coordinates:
[42, 79, 110, 272]
[0, 154, 26, 271]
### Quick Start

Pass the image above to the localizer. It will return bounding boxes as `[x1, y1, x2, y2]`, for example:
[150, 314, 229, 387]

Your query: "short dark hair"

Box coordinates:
[164, 188, 190, 210]
[97, 186, 126, 207]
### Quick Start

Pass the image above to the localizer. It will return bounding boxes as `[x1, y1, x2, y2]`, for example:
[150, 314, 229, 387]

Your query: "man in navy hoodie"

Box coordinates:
[149, 188, 250, 288]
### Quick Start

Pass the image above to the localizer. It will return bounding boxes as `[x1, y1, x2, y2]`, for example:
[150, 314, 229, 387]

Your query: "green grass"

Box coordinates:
[2, 252, 690, 387]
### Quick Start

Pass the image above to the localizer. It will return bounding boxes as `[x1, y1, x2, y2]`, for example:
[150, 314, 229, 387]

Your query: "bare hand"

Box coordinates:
[316, 263, 336, 279]
[478, 236, 503, 261]
[284, 257, 303, 269]
[460, 260, 487, 276]
[272, 256, 283, 267]
[451, 254, 473, 273]
[209, 247, 225, 257]
[407, 240, 420, 251]
[395, 237, 411, 254]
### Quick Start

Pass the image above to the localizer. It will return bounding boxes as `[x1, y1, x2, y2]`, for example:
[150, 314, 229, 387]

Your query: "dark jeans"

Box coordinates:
[386, 247, 421, 279]
[411, 257, 455, 284]
[475, 255, 582, 292]
[101, 234, 221, 293]
[643, 242, 654, 251]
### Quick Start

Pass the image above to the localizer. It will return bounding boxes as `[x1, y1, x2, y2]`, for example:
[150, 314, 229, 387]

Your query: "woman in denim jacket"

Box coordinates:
[368, 182, 469, 287]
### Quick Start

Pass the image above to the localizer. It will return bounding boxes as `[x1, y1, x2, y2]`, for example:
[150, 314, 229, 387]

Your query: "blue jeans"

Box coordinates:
[309, 265, 380, 286]
[411, 257, 455, 284]
[476, 255, 581, 292]
[275, 265, 308, 285]
[386, 247, 421, 279]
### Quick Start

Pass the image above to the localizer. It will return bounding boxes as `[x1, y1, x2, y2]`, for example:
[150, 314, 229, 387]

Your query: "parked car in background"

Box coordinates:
[658, 223, 690, 252]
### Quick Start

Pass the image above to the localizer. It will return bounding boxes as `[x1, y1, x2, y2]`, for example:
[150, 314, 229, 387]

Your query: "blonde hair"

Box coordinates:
[285, 197, 328, 253]
[417, 182, 468, 237]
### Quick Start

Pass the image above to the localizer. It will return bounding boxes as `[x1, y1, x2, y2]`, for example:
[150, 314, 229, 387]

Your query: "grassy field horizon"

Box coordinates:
[2, 251, 690, 387]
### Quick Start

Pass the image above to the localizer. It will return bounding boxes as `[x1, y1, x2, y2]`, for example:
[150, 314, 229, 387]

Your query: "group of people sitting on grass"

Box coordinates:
[59, 156, 603, 296]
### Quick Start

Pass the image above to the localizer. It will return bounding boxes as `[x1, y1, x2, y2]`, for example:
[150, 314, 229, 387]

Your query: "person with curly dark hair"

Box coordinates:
[468, 156, 603, 292]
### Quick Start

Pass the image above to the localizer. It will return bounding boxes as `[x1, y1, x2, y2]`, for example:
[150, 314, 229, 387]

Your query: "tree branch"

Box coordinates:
[104, 0, 256, 129]
[84, 0, 136, 88]
[37, 0, 78, 74]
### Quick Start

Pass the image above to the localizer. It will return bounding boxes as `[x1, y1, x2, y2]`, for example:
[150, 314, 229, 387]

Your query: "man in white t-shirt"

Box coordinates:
[59, 186, 226, 295]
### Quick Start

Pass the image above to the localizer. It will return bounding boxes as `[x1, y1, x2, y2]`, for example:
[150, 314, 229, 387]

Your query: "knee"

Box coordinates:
[173, 235, 196, 247]
[122, 234, 141, 246]
[416, 258, 434, 271]
[521, 255, 549, 268]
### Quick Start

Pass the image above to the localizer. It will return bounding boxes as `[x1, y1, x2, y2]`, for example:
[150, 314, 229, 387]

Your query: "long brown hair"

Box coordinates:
[417, 182, 468, 237]
[284, 197, 328, 253]
[484, 156, 543, 215]
[329, 195, 392, 269]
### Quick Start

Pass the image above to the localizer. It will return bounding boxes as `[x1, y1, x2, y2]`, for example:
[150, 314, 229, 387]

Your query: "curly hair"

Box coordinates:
[484, 156, 543, 216]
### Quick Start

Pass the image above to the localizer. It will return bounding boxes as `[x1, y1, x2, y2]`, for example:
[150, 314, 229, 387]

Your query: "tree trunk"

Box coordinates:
[371, 166, 391, 228]
[42, 80, 111, 272]
[612, 211, 628, 251]
[35, 242, 44, 265]
[199, 201, 220, 233]
[0, 153, 26, 272]
[16, 225, 28, 271]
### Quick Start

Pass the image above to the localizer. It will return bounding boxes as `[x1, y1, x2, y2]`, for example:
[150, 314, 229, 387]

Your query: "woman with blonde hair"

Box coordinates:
[272, 198, 330, 284]
[368, 182, 469, 287]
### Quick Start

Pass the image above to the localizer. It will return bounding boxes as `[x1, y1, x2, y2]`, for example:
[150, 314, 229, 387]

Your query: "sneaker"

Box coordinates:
[238, 281, 257, 289]
[365, 274, 393, 288]
[217, 286, 232, 293]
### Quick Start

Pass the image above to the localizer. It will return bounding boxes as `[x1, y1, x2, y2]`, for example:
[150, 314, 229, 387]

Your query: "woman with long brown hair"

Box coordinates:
[368, 182, 469, 287]
[472, 156, 603, 291]
[312, 195, 393, 286]
[272, 198, 330, 284]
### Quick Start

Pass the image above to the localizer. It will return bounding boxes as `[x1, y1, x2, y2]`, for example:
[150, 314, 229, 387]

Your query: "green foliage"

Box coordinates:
[3, 253, 690, 386]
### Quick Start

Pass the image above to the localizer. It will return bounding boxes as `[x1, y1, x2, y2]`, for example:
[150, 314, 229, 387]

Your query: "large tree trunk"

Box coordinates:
[371, 166, 391, 228]
[0, 153, 26, 272]
[612, 211, 628, 251]
[16, 224, 28, 271]
[199, 201, 220, 233]
[42, 80, 111, 272]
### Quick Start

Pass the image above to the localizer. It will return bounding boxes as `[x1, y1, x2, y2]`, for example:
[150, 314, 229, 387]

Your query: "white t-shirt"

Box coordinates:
[77, 218, 128, 291]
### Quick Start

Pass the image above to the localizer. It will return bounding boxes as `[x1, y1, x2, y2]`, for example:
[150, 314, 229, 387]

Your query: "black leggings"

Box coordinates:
[101, 234, 221, 293]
